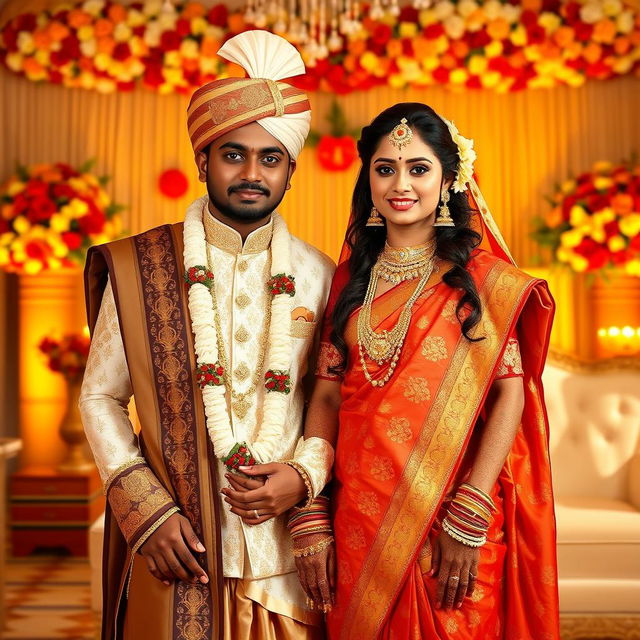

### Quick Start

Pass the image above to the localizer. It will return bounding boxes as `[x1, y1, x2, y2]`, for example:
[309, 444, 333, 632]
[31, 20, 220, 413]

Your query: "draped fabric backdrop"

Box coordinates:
[1, 66, 640, 462]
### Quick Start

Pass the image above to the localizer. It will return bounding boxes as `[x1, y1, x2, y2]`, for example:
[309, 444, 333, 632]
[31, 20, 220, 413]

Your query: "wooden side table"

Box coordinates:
[10, 466, 104, 557]
[1, 438, 22, 634]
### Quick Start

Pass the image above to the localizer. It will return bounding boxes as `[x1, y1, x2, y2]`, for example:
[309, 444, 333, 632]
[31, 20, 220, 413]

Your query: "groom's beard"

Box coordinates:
[207, 180, 287, 223]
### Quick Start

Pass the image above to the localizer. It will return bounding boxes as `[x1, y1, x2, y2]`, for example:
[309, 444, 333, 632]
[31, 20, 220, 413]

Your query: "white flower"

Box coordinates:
[457, 0, 478, 18]
[143, 0, 163, 16]
[113, 23, 132, 42]
[603, 0, 622, 16]
[443, 14, 465, 39]
[483, 0, 502, 20]
[443, 120, 476, 193]
[433, 0, 455, 20]
[17, 32, 35, 55]
[157, 12, 178, 29]
[500, 4, 521, 24]
[616, 10, 634, 33]
[82, 0, 105, 16]
[579, 2, 604, 24]
[80, 40, 97, 57]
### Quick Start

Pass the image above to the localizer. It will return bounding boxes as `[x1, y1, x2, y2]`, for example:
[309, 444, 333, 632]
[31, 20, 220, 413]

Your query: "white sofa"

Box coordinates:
[543, 359, 640, 638]
[89, 359, 640, 637]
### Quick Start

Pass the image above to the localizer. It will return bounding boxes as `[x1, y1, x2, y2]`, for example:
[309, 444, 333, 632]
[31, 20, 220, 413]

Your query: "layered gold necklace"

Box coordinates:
[357, 240, 437, 388]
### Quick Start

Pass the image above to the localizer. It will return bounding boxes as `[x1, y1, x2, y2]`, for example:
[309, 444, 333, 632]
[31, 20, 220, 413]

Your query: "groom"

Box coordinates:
[80, 31, 334, 640]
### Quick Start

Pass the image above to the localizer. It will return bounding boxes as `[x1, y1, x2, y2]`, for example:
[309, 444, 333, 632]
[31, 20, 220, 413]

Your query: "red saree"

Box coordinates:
[320, 250, 559, 640]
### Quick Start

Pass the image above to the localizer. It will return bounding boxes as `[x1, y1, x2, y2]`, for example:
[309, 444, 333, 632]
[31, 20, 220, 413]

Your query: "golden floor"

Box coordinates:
[3, 557, 97, 639]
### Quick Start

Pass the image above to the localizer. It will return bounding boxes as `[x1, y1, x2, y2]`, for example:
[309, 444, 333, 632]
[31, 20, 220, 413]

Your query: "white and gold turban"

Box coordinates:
[187, 31, 311, 160]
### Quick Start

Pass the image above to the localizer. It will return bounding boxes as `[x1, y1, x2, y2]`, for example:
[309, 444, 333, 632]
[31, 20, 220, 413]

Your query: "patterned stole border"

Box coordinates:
[133, 226, 213, 640]
[340, 260, 536, 639]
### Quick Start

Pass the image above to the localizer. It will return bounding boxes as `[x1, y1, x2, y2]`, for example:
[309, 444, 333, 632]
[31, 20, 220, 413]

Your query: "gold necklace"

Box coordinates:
[208, 255, 270, 420]
[377, 239, 436, 284]
[357, 247, 436, 388]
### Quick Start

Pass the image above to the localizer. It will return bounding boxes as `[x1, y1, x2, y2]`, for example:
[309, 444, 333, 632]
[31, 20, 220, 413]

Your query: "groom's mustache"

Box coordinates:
[228, 182, 271, 197]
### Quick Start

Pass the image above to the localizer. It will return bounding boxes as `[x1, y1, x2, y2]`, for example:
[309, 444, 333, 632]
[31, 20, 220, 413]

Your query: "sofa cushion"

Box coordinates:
[555, 496, 640, 580]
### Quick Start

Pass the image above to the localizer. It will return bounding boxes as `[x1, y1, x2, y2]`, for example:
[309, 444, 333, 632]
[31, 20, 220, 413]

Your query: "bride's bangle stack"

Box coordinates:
[442, 483, 496, 548]
[287, 495, 332, 547]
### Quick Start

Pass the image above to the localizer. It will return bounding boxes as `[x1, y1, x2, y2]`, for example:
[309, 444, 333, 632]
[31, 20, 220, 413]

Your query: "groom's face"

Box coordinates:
[196, 123, 296, 224]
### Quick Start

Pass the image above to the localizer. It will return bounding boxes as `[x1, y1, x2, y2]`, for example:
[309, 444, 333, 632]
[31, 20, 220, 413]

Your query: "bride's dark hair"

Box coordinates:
[330, 102, 483, 374]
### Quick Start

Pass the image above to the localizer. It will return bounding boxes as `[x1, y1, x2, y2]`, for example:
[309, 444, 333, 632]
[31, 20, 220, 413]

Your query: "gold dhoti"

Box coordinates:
[224, 578, 324, 640]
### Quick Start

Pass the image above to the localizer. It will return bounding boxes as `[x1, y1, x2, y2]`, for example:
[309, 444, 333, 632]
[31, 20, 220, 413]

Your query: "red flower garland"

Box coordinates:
[267, 273, 295, 297]
[265, 369, 291, 394]
[222, 441, 256, 471]
[184, 265, 214, 289]
[196, 362, 224, 388]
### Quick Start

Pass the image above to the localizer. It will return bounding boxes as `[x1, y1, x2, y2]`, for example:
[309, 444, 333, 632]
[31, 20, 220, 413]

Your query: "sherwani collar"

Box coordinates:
[203, 206, 273, 255]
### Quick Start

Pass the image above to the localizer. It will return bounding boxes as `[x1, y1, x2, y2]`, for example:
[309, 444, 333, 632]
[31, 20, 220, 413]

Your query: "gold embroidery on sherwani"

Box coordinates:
[235, 293, 251, 309]
[421, 335, 448, 362]
[234, 363, 250, 382]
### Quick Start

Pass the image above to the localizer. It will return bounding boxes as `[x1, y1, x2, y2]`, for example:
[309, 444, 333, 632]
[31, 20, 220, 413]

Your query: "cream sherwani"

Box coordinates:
[80, 204, 335, 625]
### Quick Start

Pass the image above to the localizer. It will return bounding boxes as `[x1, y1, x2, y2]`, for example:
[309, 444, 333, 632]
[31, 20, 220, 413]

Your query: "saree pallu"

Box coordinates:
[325, 250, 559, 640]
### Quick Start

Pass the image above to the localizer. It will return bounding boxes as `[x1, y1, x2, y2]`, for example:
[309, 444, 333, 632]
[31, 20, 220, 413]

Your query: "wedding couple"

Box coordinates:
[79, 30, 559, 640]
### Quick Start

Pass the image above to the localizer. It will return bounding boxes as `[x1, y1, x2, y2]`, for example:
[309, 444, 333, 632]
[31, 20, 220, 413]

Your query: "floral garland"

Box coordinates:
[1, 0, 639, 95]
[531, 159, 640, 276]
[0, 161, 124, 274]
[183, 196, 294, 468]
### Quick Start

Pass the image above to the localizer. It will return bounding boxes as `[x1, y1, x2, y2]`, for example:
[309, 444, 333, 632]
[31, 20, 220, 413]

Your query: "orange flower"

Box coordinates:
[441, 53, 457, 69]
[583, 42, 602, 64]
[386, 39, 403, 58]
[348, 39, 367, 57]
[79, 56, 94, 71]
[487, 18, 510, 41]
[39, 169, 63, 182]
[94, 19, 114, 38]
[67, 9, 92, 29]
[183, 58, 199, 72]
[200, 36, 220, 57]
[522, 0, 542, 11]
[611, 193, 634, 215]
[593, 19, 616, 44]
[538, 41, 561, 59]
[451, 40, 469, 59]
[48, 21, 71, 42]
[227, 13, 245, 33]
[614, 36, 631, 55]
[412, 37, 439, 59]
[32, 28, 52, 49]
[553, 26, 574, 48]
[509, 51, 527, 68]
[629, 30, 640, 47]
[343, 54, 357, 72]
[96, 36, 115, 54]
[181, 2, 206, 19]
[107, 4, 127, 24]
[1, 204, 14, 220]
[544, 206, 563, 228]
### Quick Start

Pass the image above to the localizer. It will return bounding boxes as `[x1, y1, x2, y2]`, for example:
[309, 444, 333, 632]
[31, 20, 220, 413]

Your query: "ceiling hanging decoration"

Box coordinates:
[1, 0, 639, 94]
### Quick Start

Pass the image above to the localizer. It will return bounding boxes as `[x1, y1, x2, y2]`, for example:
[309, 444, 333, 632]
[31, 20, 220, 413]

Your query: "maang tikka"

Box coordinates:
[389, 118, 413, 150]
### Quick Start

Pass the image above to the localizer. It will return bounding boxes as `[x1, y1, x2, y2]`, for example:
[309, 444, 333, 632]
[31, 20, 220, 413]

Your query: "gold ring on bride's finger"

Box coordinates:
[449, 575, 460, 582]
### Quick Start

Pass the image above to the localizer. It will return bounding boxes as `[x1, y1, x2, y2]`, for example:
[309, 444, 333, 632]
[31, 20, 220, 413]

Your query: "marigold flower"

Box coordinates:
[486, 17, 510, 40]
[107, 4, 128, 24]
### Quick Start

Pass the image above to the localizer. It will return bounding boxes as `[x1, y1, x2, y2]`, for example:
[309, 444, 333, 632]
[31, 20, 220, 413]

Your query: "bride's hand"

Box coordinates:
[428, 529, 479, 610]
[293, 533, 335, 612]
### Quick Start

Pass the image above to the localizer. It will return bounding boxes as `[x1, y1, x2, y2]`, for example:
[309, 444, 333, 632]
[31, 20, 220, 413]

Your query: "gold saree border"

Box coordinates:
[340, 260, 536, 639]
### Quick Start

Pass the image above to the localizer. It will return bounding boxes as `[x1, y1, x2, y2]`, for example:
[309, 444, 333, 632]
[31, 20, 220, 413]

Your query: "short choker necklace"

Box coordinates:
[377, 239, 436, 284]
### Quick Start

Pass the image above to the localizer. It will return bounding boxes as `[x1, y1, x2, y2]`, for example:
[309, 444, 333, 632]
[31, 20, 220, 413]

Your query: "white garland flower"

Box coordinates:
[442, 119, 476, 193]
[183, 196, 293, 463]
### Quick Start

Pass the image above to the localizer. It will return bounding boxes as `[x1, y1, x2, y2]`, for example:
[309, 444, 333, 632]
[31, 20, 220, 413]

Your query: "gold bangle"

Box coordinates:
[293, 536, 334, 558]
[283, 460, 314, 508]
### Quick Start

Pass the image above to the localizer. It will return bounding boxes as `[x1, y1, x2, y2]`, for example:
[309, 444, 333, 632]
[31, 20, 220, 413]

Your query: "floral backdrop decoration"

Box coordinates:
[38, 332, 91, 382]
[1, 0, 639, 95]
[532, 159, 640, 276]
[0, 161, 124, 275]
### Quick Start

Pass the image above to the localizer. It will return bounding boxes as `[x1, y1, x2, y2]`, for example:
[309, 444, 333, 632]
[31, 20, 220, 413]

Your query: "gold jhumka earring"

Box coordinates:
[366, 206, 385, 227]
[433, 188, 455, 227]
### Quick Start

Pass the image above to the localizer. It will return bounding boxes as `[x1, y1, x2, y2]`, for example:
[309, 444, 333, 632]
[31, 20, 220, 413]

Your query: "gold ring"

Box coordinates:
[254, 509, 260, 519]
[449, 575, 460, 582]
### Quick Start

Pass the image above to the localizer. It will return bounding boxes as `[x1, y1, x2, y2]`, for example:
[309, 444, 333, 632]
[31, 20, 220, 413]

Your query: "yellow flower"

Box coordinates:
[592, 207, 616, 224]
[388, 73, 407, 89]
[360, 52, 379, 72]
[602, 0, 622, 16]
[620, 214, 640, 238]
[399, 22, 418, 38]
[77, 25, 94, 41]
[23, 259, 42, 275]
[180, 39, 199, 59]
[556, 246, 572, 263]
[17, 32, 36, 55]
[569, 205, 589, 227]
[50, 214, 71, 232]
[0, 247, 9, 266]
[47, 257, 63, 270]
[560, 228, 584, 248]
[510, 24, 527, 47]
[5, 52, 23, 73]
[68, 178, 90, 194]
[164, 50, 181, 68]
[624, 259, 640, 276]
[539, 12, 561, 33]
[127, 9, 146, 27]
[450, 68, 468, 84]
[484, 40, 503, 58]
[570, 255, 589, 272]
[6, 180, 26, 197]
[468, 54, 487, 74]
[191, 16, 208, 35]
[594, 176, 613, 190]
[480, 71, 501, 88]
[608, 236, 626, 252]
[560, 179, 576, 194]
[593, 160, 613, 174]
[13, 216, 30, 234]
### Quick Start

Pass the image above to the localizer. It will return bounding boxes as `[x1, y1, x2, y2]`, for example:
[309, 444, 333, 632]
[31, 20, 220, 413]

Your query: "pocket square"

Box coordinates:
[292, 306, 315, 322]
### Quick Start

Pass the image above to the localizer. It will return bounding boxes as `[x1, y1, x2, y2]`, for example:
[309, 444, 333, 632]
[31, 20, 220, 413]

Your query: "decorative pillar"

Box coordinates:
[18, 269, 85, 468]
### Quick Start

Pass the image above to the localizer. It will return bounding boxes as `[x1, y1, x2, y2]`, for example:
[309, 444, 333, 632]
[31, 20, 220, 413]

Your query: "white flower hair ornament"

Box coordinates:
[441, 118, 476, 193]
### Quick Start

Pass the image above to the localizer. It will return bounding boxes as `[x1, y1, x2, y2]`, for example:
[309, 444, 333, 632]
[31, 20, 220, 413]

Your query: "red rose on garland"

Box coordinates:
[268, 273, 295, 297]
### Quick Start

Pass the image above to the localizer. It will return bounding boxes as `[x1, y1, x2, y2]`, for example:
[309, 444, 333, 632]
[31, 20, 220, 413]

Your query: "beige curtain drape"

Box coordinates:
[2, 70, 639, 264]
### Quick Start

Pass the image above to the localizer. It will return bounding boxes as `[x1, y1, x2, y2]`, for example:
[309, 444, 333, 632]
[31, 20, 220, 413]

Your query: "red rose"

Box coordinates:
[266, 380, 275, 389]
[14, 13, 37, 32]
[371, 24, 392, 47]
[61, 232, 82, 250]
[176, 19, 191, 36]
[112, 42, 131, 61]
[52, 183, 75, 201]
[77, 212, 105, 235]
[2, 25, 18, 52]
[423, 23, 444, 40]
[160, 30, 181, 51]
[207, 4, 228, 27]
[216, 366, 224, 376]
[27, 197, 57, 222]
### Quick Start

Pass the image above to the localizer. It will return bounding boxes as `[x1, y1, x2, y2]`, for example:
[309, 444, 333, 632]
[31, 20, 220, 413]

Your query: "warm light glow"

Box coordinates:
[597, 325, 640, 356]
[82, 325, 90, 338]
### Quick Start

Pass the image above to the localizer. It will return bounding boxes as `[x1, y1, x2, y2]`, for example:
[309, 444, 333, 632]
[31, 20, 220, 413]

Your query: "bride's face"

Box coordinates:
[369, 128, 451, 230]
